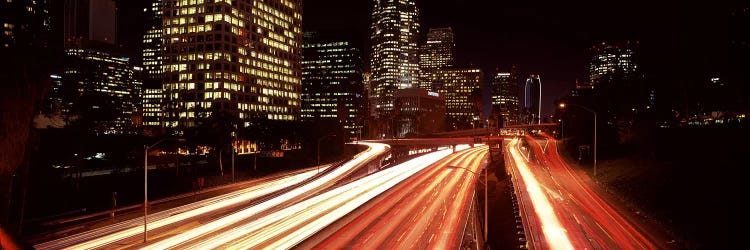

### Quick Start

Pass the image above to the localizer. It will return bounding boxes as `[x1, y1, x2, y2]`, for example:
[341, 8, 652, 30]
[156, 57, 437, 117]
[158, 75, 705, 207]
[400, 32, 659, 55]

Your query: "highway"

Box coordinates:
[507, 135, 662, 249]
[140, 145, 468, 249]
[35, 142, 388, 249]
[312, 145, 487, 249]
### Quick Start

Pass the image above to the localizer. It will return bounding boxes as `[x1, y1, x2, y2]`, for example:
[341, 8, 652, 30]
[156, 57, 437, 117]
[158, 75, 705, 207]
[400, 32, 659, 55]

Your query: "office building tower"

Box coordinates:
[161, 0, 303, 129]
[429, 68, 482, 129]
[589, 41, 639, 86]
[1, 0, 50, 49]
[56, 45, 141, 134]
[64, 0, 116, 46]
[302, 37, 365, 138]
[48, 0, 140, 134]
[394, 88, 445, 138]
[491, 69, 520, 126]
[419, 27, 455, 89]
[370, 0, 420, 118]
[523, 75, 542, 124]
[142, 0, 164, 127]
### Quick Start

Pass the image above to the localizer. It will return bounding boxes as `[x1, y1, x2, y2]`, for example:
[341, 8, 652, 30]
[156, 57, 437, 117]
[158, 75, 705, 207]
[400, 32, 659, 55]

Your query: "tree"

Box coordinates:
[185, 105, 239, 175]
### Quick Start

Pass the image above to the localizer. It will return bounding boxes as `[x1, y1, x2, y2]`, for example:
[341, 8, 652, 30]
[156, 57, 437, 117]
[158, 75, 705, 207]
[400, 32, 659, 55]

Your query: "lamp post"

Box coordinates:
[317, 134, 337, 173]
[447, 163, 488, 241]
[143, 138, 185, 242]
[559, 119, 564, 142]
[559, 103, 597, 177]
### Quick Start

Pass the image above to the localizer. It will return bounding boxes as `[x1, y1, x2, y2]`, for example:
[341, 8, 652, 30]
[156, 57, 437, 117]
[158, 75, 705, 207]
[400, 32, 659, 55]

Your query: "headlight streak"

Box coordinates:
[37, 167, 324, 250]
[509, 138, 574, 250]
[141, 142, 389, 250]
[189, 146, 462, 249]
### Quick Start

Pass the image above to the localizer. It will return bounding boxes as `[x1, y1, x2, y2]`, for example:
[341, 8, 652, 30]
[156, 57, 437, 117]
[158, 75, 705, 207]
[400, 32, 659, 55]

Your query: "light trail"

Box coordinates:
[36, 167, 323, 250]
[142, 142, 389, 250]
[313, 145, 486, 249]
[182, 145, 470, 249]
[509, 138, 574, 250]
[38, 142, 387, 250]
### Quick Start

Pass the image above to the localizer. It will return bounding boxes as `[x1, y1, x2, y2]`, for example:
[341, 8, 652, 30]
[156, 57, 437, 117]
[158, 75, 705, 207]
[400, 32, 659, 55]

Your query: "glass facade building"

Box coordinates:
[429, 68, 482, 129]
[302, 39, 365, 138]
[394, 88, 445, 138]
[419, 27, 455, 90]
[54, 47, 141, 135]
[491, 69, 520, 126]
[370, 0, 420, 117]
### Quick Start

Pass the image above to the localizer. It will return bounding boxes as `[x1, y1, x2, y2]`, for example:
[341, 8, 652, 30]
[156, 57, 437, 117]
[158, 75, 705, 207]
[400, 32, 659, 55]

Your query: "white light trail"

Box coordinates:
[142, 142, 389, 250]
[37, 167, 324, 250]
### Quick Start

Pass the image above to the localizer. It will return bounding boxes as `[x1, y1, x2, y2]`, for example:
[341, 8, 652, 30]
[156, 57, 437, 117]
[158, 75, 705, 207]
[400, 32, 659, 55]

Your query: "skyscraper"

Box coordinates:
[301, 35, 365, 138]
[63, 0, 117, 46]
[49, 0, 141, 134]
[394, 88, 445, 137]
[589, 42, 639, 86]
[419, 27, 455, 90]
[1, 0, 50, 49]
[370, 0, 420, 118]
[161, 0, 303, 130]
[523, 75, 542, 124]
[142, 0, 163, 127]
[54, 45, 141, 135]
[430, 68, 482, 130]
[491, 68, 520, 126]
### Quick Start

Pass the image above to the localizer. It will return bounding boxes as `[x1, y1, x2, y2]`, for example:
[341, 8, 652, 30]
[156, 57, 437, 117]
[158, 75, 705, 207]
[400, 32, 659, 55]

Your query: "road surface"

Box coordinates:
[507, 136, 666, 249]
[35, 142, 388, 249]
[312, 145, 488, 249]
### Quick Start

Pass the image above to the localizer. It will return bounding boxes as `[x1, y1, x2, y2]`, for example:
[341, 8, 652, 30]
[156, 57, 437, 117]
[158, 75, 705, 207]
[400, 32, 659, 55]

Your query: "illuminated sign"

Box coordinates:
[427, 91, 439, 97]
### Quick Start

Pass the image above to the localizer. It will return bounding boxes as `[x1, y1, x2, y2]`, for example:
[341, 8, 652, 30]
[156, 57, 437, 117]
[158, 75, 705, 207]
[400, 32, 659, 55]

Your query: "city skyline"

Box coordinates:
[0, 1, 744, 249]
[101, 0, 737, 117]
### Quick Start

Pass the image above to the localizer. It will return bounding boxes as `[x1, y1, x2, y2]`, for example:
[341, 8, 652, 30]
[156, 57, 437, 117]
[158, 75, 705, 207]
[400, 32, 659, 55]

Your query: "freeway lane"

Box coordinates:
[313, 145, 487, 249]
[36, 142, 388, 250]
[510, 135, 665, 249]
[161, 145, 466, 249]
[133, 142, 389, 249]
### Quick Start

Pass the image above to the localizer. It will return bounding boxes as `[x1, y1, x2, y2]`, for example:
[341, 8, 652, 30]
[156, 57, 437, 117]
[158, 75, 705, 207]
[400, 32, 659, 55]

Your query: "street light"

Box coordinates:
[317, 134, 337, 173]
[447, 163, 488, 241]
[143, 137, 185, 242]
[559, 103, 597, 177]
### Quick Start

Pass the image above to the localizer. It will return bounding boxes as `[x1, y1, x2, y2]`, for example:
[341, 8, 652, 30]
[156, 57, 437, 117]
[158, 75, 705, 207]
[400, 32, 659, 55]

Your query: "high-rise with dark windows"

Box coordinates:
[54, 45, 141, 135]
[419, 27, 455, 90]
[1, 0, 50, 49]
[370, 0, 420, 118]
[161, 0, 303, 130]
[491, 68, 520, 126]
[302, 36, 365, 138]
[48, 0, 141, 135]
[589, 42, 639, 86]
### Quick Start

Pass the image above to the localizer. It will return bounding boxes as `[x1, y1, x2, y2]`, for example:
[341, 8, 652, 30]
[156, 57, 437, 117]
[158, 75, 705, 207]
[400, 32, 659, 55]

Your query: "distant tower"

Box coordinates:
[370, 0, 420, 118]
[431, 68, 482, 130]
[63, 0, 117, 47]
[141, 0, 162, 127]
[491, 68, 520, 126]
[1, 0, 50, 49]
[419, 27, 455, 90]
[589, 42, 639, 86]
[301, 35, 365, 138]
[524, 75, 542, 124]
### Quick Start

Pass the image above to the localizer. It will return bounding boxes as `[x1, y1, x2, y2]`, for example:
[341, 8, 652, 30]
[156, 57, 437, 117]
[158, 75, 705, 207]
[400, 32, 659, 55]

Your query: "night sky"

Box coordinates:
[116, 0, 732, 116]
